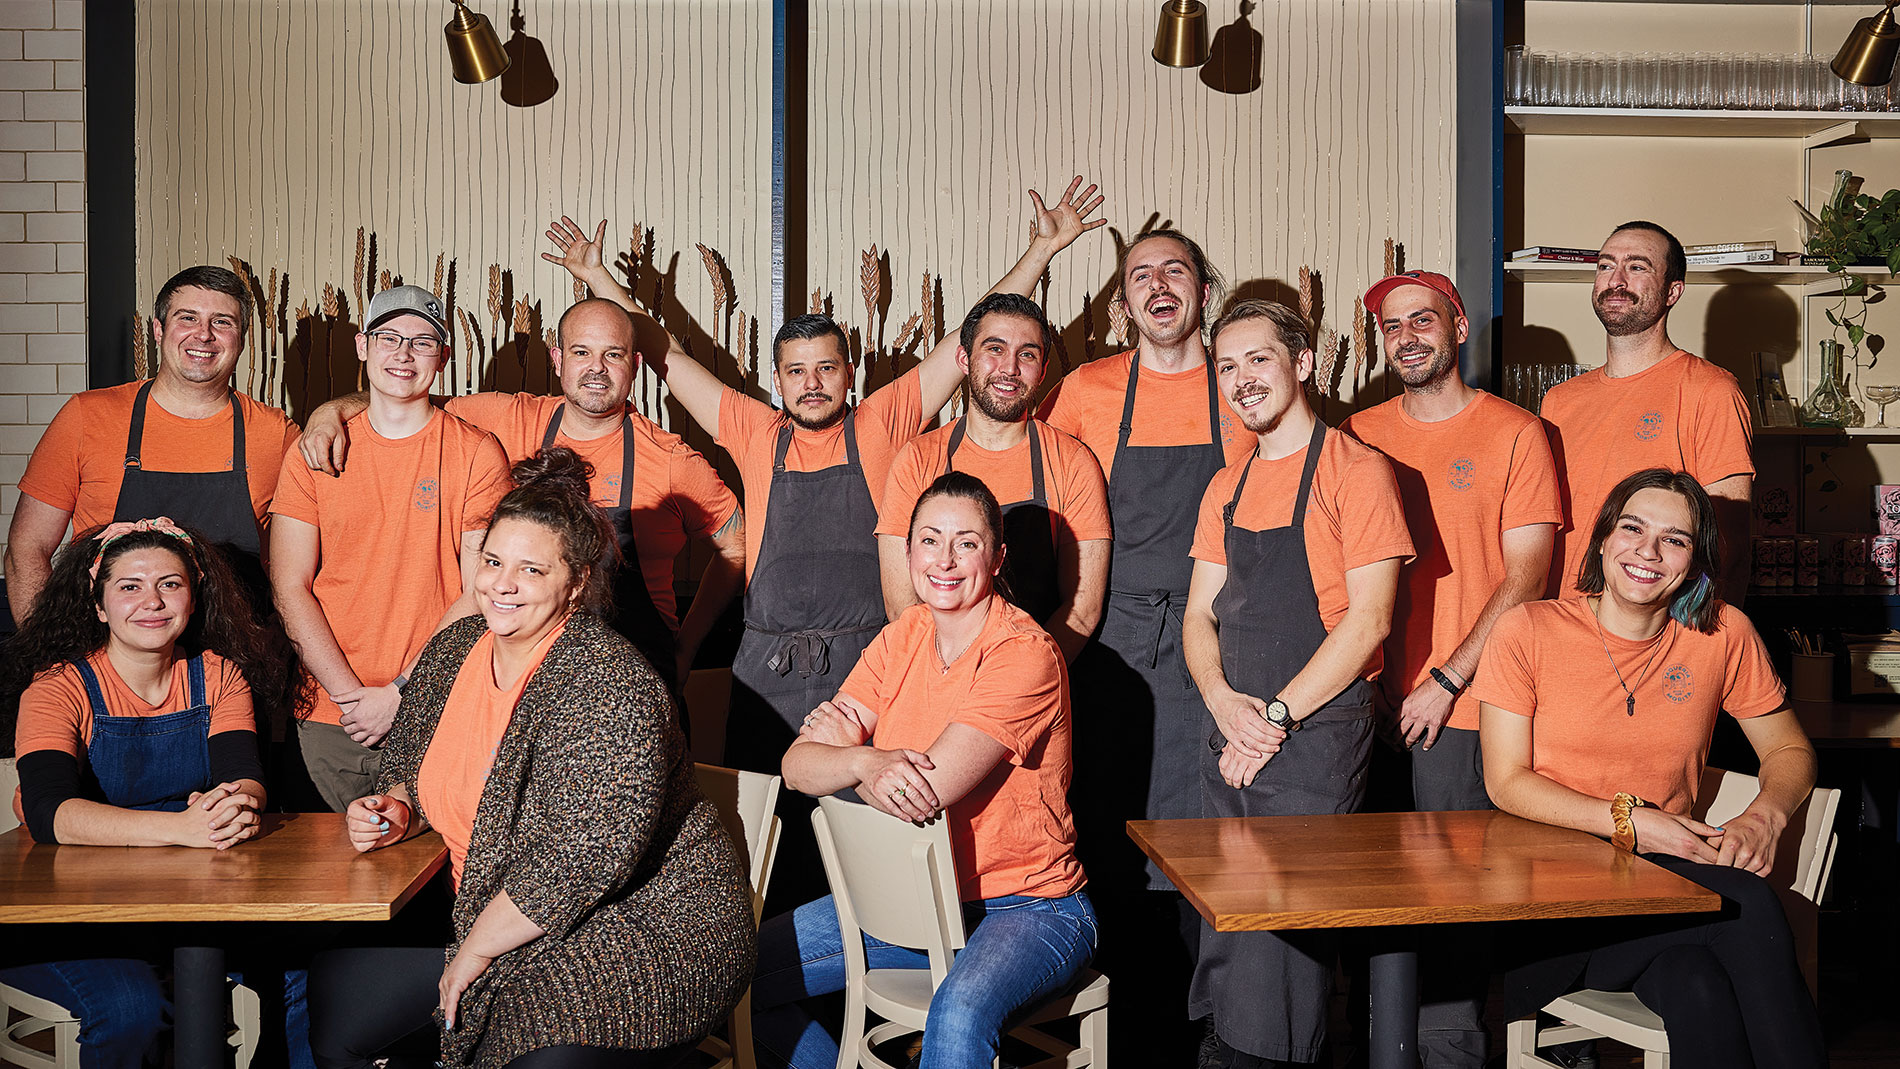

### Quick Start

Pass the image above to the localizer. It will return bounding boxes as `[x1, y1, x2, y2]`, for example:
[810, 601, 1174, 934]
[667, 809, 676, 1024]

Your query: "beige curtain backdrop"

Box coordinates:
[132, 0, 1459, 427]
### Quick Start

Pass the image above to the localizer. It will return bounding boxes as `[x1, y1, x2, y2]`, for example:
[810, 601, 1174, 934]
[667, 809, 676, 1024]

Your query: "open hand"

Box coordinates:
[542, 216, 610, 284]
[1028, 176, 1107, 251]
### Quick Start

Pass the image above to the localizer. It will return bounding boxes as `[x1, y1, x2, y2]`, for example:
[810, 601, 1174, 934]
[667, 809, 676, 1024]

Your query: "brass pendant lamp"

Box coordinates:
[1153, 0, 1211, 68]
[1833, 1, 1900, 87]
[446, 0, 511, 85]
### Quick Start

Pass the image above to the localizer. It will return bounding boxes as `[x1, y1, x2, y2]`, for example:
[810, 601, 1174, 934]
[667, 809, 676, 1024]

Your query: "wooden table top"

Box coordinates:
[1128, 810, 1720, 933]
[1792, 699, 1900, 748]
[0, 813, 447, 924]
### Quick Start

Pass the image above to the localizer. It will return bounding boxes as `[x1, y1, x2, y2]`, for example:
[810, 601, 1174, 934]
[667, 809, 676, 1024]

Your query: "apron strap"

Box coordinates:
[946, 418, 1046, 505]
[543, 404, 636, 509]
[773, 408, 862, 476]
[1223, 419, 1328, 528]
[186, 654, 206, 708]
[539, 403, 566, 449]
[1222, 453, 1256, 526]
[1114, 354, 1140, 459]
[71, 659, 109, 717]
[1204, 352, 1223, 460]
[125, 382, 245, 473]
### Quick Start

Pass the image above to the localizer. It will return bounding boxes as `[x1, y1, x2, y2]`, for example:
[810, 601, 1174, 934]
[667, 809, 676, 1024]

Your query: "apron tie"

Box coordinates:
[758, 624, 883, 678]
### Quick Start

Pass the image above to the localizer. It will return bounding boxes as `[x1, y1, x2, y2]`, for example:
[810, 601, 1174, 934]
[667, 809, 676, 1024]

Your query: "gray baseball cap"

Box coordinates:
[365, 284, 450, 339]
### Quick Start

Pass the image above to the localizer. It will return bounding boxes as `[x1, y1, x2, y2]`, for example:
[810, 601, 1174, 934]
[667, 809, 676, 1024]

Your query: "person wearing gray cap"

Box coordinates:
[269, 284, 514, 810]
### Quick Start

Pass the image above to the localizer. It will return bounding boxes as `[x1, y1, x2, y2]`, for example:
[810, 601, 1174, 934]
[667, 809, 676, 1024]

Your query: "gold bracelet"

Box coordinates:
[1610, 791, 1648, 853]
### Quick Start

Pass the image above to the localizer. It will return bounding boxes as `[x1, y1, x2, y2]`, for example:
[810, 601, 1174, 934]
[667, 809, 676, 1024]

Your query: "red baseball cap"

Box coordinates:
[1363, 271, 1466, 321]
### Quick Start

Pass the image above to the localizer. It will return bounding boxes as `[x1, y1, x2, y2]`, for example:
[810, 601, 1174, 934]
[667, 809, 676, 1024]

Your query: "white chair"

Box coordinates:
[692, 764, 784, 1069]
[0, 758, 261, 1069]
[1506, 768, 1842, 1069]
[811, 795, 1109, 1069]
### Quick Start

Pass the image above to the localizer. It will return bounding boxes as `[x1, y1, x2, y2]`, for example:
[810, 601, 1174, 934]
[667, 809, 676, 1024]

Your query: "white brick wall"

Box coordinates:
[0, 0, 83, 576]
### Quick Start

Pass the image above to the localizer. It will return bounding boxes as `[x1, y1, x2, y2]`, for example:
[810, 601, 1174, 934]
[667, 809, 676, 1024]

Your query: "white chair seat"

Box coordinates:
[0, 977, 259, 1069]
[1544, 990, 1666, 1047]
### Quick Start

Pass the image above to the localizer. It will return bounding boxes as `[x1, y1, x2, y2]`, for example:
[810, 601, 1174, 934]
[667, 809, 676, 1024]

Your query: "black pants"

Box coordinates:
[307, 947, 695, 1069]
[1508, 856, 1827, 1069]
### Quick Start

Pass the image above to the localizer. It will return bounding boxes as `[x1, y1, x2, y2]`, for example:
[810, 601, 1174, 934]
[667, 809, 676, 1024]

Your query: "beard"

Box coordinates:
[786, 393, 845, 430]
[1593, 288, 1667, 337]
[1394, 343, 1458, 390]
[565, 379, 629, 415]
[970, 377, 1035, 423]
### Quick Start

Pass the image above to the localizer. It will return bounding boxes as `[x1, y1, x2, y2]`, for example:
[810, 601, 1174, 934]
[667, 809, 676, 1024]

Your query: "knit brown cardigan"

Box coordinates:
[375, 611, 757, 1068]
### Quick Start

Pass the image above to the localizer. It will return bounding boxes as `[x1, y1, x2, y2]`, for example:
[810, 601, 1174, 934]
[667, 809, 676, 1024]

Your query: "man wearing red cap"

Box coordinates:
[1340, 271, 1561, 1068]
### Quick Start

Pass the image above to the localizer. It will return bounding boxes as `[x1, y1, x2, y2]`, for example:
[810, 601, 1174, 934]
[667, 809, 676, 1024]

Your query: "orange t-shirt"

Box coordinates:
[444, 393, 738, 628]
[874, 420, 1113, 548]
[416, 621, 566, 886]
[717, 368, 927, 579]
[1342, 393, 1563, 730]
[1473, 599, 1784, 816]
[1190, 429, 1415, 677]
[17, 380, 300, 538]
[271, 410, 512, 724]
[1038, 351, 1253, 481]
[842, 598, 1083, 901]
[1540, 351, 1754, 597]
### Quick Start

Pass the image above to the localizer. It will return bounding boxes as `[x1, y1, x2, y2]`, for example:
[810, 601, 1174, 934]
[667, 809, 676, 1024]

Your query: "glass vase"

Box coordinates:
[1804, 339, 1864, 427]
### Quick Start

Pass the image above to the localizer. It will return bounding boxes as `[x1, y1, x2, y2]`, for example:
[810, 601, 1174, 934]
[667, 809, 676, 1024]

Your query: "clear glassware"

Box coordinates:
[1609, 51, 1635, 107]
[1804, 340, 1862, 427]
[1865, 384, 1900, 427]
[1506, 45, 1528, 106]
[1529, 50, 1555, 107]
[1689, 51, 1716, 108]
[1555, 52, 1581, 107]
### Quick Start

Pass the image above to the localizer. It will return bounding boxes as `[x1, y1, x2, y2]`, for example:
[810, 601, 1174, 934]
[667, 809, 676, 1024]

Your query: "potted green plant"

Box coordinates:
[1805, 169, 1900, 424]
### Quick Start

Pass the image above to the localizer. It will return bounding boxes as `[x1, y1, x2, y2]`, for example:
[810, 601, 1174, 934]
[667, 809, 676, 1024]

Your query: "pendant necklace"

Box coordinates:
[1592, 597, 1669, 717]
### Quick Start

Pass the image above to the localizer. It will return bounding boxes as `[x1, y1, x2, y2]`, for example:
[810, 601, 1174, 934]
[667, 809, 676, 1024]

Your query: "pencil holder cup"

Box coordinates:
[1791, 652, 1833, 702]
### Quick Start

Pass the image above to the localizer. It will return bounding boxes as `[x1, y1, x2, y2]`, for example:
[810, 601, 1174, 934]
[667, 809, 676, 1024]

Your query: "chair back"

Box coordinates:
[1691, 766, 1841, 904]
[813, 796, 966, 987]
[0, 759, 18, 835]
[693, 764, 782, 919]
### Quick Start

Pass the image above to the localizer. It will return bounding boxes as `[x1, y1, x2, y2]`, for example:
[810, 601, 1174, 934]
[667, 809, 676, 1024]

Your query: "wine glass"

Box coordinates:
[1865, 384, 1900, 427]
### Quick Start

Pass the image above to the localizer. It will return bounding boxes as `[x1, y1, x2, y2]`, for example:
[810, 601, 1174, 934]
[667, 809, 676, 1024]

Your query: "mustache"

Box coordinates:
[797, 391, 833, 403]
[1596, 287, 1638, 304]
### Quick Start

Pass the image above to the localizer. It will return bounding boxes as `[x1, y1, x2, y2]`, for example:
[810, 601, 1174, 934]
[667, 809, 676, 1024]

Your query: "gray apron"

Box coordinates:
[946, 418, 1061, 624]
[539, 406, 678, 692]
[1074, 355, 1228, 892]
[1188, 419, 1374, 1063]
[113, 380, 263, 594]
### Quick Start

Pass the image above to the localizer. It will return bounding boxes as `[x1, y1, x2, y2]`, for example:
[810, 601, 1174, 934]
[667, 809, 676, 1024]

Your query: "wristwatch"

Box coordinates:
[1264, 699, 1300, 732]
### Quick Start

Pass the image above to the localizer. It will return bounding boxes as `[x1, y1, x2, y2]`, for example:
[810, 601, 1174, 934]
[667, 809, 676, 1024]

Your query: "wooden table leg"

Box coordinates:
[174, 945, 226, 1069]
[1368, 942, 1418, 1069]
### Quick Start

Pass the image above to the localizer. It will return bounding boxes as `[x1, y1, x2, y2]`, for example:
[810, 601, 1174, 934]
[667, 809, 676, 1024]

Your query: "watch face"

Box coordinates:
[1266, 700, 1290, 724]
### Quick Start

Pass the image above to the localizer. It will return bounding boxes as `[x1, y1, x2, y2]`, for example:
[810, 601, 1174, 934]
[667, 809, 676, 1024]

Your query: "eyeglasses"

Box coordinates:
[366, 329, 443, 357]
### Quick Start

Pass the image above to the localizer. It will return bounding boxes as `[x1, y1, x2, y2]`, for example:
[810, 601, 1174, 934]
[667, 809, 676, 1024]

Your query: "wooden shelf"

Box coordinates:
[1504, 260, 1890, 293]
[1758, 425, 1900, 439]
[1748, 585, 1900, 603]
[1506, 107, 1900, 139]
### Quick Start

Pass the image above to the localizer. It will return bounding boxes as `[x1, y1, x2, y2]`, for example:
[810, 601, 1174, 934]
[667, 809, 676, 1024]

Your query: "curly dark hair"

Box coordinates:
[1, 524, 304, 755]
[487, 447, 616, 617]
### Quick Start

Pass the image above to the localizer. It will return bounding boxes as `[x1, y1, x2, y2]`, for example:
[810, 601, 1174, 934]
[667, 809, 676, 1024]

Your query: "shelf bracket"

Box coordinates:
[1803, 121, 1863, 150]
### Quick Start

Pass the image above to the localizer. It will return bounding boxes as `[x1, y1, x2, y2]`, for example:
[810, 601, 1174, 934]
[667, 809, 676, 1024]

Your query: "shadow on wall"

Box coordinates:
[1705, 279, 1798, 386]
[500, 0, 559, 109]
[1201, 1, 1263, 96]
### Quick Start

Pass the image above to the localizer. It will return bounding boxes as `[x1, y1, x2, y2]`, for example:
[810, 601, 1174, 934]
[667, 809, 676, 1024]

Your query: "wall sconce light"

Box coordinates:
[1153, 0, 1210, 68]
[1833, 1, 1900, 87]
[446, 0, 511, 84]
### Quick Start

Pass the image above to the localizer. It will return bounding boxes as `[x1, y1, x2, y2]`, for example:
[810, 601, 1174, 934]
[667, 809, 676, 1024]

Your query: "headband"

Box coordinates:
[89, 517, 194, 582]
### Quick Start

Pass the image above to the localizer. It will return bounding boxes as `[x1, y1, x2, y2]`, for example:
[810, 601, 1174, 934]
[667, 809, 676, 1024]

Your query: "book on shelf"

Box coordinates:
[1685, 248, 1777, 265]
[1683, 240, 1777, 255]
[1510, 246, 1598, 261]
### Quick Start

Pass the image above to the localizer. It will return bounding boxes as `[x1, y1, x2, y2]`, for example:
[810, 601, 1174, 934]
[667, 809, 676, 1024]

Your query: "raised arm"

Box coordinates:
[913, 177, 1108, 415]
[544, 217, 726, 436]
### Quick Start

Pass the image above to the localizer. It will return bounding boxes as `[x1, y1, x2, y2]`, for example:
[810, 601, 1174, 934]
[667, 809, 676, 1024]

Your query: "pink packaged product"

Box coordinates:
[1878, 485, 1900, 536]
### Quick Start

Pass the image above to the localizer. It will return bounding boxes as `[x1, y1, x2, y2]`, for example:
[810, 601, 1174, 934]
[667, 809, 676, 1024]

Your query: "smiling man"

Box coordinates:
[1540, 221, 1753, 603]
[1183, 298, 1412, 1069]
[876, 293, 1112, 664]
[296, 297, 743, 691]
[8, 266, 300, 622]
[1339, 272, 1560, 1069]
[269, 286, 512, 810]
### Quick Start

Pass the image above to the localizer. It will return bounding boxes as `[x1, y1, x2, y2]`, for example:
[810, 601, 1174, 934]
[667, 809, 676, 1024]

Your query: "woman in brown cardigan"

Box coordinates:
[306, 449, 756, 1069]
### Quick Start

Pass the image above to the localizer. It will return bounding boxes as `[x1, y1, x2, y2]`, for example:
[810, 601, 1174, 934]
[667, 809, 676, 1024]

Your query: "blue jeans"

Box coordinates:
[0, 960, 168, 1069]
[751, 891, 1097, 1069]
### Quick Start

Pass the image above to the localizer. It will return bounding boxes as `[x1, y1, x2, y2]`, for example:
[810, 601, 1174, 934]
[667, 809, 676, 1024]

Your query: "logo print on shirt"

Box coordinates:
[1635, 411, 1665, 442]
[1662, 664, 1694, 704]
[413, 478, 440, 513]
[595, 473, 621, 508]
[1448, 457, 1476, 492]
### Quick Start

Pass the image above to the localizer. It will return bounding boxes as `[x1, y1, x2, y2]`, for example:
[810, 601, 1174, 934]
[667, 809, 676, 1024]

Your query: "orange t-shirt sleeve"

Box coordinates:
[857, 365, 928, 443]
[957, 633, 1065, 763]
[14, 672, 86, 759]
[1689, 367, 1756, 486]
[16, 394, 87, 514]
[1719, 606, 1787, 718]
[1038, 375, 1082, 436]
[840, 622, 901, 715]
[442, 392, 524, 435]
[875, 441, 931, 539]
[1470, 605, 1538, 717]
[459, 434, 513, 532]
[270, 448, 322, 526]
[208, 658, 258, 736]
[1051, 434, 1112, 544]
[1190, 465, 1240, 566]
[1336, 451, 1415, 570]
[667, 446, 740, 538]
[1502, 419, 1564, 530]
[716, 386, 779, 455]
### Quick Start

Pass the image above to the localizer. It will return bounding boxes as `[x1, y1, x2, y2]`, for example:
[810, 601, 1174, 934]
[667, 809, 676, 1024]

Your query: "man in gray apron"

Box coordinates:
[1340, 272, 1560, 1068]
[1042, 230, 1246, 1064]
[295, 298, 747, 693]
[1184, 299, 1412, 1068]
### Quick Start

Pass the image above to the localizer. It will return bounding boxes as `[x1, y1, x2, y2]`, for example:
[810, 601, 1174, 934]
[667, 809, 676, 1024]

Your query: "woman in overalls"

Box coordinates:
[2, 517, 290, 1068]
